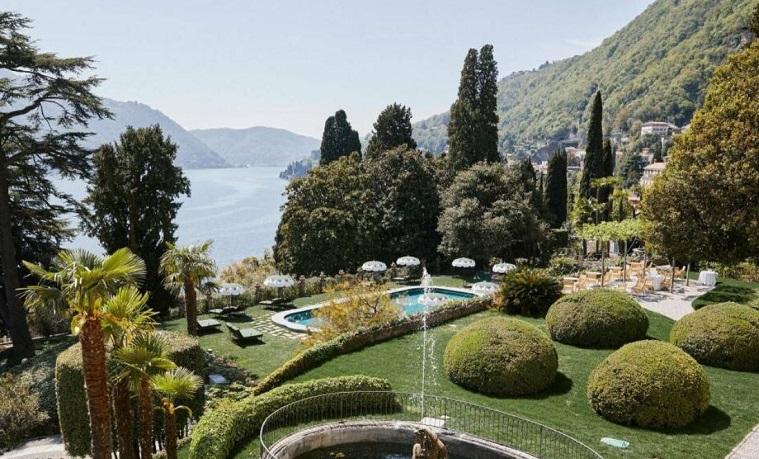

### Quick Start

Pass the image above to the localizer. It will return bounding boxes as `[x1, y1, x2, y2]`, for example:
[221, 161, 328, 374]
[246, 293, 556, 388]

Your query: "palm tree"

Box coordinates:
[22, 248, 146, 459]
[151, 367, 203, 459]
[160, 241, 216, 336]
[115, 333, 175, 459]
[103, 286, 155, 459]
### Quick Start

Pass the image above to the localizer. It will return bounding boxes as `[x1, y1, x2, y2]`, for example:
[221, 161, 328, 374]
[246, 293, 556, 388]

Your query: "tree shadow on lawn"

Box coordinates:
[693, 285, 759, 309]
[625, 406, 732, 436]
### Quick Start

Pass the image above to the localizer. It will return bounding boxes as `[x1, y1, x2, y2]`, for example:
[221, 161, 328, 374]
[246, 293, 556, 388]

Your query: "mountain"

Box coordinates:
[412, 0, 755, 155]
[85, 99, 229, 169]
[190, 127, 321, 167]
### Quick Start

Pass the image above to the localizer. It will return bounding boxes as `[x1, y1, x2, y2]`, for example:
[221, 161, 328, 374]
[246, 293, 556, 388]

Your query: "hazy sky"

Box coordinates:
[6, 0, 654, 138]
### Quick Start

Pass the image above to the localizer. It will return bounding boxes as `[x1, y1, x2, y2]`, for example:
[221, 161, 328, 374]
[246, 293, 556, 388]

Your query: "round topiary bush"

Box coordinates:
[443, 317, 557, 396]
[492, 269, 562, 316]
[587, 340, 710, 429]
[545, 289, 648, 348]
[670, 302, 759, 371]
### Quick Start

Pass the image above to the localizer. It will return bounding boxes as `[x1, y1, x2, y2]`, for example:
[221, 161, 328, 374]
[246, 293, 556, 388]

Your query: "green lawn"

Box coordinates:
[692, 277, 759, 309]
[228, 309, 758, 459]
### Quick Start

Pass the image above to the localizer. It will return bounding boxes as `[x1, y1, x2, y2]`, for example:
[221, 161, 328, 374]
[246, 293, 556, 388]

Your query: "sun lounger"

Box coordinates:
[258, 297, 285, 306]
[196, 319, 222, 332]
[225, 322, 263, 343]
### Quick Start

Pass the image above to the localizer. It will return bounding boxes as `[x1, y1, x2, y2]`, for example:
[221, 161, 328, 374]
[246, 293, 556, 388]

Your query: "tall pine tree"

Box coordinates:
[476, 44, 500, 163]
[579, 91, 604, 198]
[545, 149, 568, 228]
[319, 109, 361, 165]
[364, 103, 417, 160]
[447, 49, 480, 171]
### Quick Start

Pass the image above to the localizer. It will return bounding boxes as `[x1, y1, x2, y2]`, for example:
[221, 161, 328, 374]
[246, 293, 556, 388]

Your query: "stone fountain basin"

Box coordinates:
[267, 420, 537, 459]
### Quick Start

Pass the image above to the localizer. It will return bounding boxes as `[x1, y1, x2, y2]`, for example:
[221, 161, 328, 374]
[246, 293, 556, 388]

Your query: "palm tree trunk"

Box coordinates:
[0, 159, 34, 359]
[113, 378, 136, 459]
[184, 279, 197, 336]
[139, 377, 154, 459]
[163, 403, 178, 459]
[80, 316, 113, 459]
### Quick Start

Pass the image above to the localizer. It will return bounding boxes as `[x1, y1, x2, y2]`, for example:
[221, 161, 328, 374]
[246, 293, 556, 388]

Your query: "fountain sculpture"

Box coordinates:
[412, 427, 448, 459]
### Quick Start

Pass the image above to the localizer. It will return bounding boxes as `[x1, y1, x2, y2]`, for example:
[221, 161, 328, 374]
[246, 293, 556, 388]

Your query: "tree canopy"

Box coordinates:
[544, 149, 568, 228]
[319, 110, 361, 165]
[364, 104, 416, 160]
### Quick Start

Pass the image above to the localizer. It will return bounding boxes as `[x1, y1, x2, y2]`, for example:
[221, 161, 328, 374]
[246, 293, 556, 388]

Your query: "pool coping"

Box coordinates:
[271, 285, 485, 333]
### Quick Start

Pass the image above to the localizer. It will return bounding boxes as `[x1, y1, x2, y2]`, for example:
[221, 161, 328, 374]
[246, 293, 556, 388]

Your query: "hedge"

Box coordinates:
[587, 340, 710, 429]
[670, 302, 759, 371]
[546, 289, 648, 348]
[254, 296, 491, 394]
[188, 376, 392, 459]
[55, 331, 206, 457]
[443, 317, 558, 396]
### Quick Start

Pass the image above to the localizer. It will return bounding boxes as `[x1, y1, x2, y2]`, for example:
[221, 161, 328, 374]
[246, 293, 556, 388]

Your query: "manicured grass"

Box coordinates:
[227, 309, 757, 459]
[692, 277, 759, 309]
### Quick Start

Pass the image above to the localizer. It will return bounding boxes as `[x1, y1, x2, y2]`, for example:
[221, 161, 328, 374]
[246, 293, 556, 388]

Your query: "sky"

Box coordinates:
[6, 0, 654, 138]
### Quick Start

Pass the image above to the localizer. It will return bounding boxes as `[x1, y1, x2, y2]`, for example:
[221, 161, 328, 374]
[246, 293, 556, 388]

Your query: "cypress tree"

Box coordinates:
[476, 44, 500, 163]
[580, 91, 604, 198]
[447, 49, 480, 171]
[365, 103, 417, 160]
[545, 149, 568, 228]
[319, 109, 361, 165]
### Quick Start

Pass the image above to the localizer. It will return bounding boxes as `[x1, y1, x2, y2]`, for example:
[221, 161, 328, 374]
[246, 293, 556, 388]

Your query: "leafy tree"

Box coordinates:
[0, 11, 109, 358]
[447, 49, 480, 171]
[476, 44, 500, 163]
[580, 91, 604, 198]
[437, 162, 547, 264]
[275, 154, 378, 274]
[319, 110, 361, 165]
[617, 152, 645, 187]
[83, 126, 190, 316]
[366, 147, 440, 263]
[643, 40, 759, 263]
[151, 368, 202, 459]
[22, 249, 146, 459]
[160, 241, 216, 336]
[364, 104, 416, 160]
[114, 333, 175, 459]
[544, 150, 568, 228]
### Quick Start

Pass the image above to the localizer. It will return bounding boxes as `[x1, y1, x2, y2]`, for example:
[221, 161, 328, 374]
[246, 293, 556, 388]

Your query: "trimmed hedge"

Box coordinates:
[254, 296, 490, 394]
[188, 376, 392, 459]
[546, 289, 648, 348]
[493, 269, 562, 316]
[55, 331, 206, 457]
[444, 317, 558, 396]
[670, 302, 759, 371]
[587, 340, 710, 429]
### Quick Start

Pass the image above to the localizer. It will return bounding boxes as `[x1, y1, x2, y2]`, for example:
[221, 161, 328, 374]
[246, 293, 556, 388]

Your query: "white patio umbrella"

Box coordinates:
[471, 281, 500, 295]
[218, 282, 245, 306]
[451, 257, 476, 268]
[396, 256, 420, 267]
[361, 261, 388, 272]
[264, 275, 295, 298]
[492, 262, 517, 274]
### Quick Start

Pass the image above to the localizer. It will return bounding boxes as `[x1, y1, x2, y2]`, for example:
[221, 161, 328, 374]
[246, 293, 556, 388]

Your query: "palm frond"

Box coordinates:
[151, 367, 203, 400]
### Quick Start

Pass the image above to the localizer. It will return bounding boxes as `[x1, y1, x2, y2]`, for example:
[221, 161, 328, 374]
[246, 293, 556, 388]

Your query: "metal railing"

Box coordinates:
[259, 391, 602, 459]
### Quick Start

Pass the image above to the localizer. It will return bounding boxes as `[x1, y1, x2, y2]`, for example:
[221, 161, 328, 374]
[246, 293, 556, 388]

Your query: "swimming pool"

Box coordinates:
[272, 286, 478, 332]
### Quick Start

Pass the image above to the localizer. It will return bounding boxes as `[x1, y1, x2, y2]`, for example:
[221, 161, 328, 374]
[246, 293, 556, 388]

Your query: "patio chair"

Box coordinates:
[196, 318, 222, 333]
[225, 322, 263, 344]
[561, 277, 578, 294]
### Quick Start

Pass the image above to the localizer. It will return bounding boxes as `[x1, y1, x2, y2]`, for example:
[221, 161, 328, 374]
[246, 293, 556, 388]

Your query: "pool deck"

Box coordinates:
[271, 285, 483, 333]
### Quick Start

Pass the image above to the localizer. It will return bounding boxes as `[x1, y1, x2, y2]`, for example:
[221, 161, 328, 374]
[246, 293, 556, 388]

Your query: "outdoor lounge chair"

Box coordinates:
[196, 318, 222, 333]
[210, 303, 247, 317]
[225, 322, 263, 344]
[258, 297, 285, 306]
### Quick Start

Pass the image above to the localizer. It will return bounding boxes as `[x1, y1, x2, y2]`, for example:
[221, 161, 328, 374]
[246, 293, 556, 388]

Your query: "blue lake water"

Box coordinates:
[52, 167, 288, 267]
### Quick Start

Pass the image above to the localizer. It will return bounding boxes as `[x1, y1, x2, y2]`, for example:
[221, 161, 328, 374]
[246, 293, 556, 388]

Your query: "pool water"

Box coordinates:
[284, 287, 475, 328]
[297, 442, 467, 459]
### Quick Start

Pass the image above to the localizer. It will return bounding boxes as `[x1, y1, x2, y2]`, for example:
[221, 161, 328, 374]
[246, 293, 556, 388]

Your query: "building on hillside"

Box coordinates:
[534, 161, 548, 175]
[640, 121, 681, 137]
[639, 161, 666, 187]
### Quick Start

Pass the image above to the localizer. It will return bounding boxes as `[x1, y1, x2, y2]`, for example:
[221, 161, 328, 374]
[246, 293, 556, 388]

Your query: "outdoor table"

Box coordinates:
[698, 270, 718, 286]
[647, 273, 663, 290]
[585, 271, 601, 279]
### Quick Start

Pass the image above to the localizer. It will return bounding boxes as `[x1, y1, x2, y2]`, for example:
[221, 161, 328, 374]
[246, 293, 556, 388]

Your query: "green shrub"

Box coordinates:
[55, 331, 206, 457]
[670, 302, 759, 371]
[587, 340, 710, 429]
[0, 373, 50, 450]
[255, 296, 490, 394]
[548, 255, 580, 276]
[443, 317, 558, 396]
[188, 376, 392, 459]
[546, 289, 649, 348]
[493, 269, 562, 316]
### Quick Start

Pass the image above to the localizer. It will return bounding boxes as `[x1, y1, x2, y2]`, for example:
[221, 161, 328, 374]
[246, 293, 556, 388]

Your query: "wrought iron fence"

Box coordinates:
[259, 391, 602, 459]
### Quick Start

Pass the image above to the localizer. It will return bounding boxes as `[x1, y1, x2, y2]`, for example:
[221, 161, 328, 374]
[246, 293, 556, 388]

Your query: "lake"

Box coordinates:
[53, 167, 288, 268]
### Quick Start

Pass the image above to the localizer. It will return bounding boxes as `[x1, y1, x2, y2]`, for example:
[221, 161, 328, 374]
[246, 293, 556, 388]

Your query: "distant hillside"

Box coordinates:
[85, 99, 229, 169]
[413, 0, 755, 154]
[190, 127, 321, 167]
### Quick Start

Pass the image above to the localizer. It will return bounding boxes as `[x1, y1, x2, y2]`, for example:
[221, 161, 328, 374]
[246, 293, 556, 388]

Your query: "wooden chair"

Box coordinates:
[225, 322, 263, 344]
[562, 277, 578, 294]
